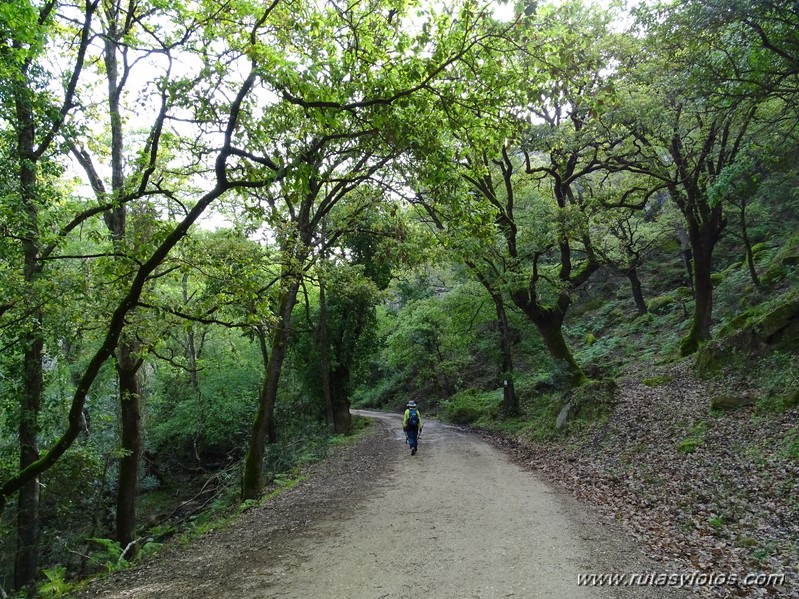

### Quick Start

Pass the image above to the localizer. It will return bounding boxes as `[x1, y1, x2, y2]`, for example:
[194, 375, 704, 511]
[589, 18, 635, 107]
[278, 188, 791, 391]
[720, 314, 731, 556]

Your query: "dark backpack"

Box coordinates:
[408, 408, 419, 428]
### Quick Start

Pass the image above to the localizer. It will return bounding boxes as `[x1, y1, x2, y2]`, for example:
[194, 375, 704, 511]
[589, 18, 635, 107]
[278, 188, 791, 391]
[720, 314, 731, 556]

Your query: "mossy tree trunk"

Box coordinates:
[680, 219, 721, 355]
[491, 289, 519, 416]
[318, 275, 336, 431]
[627, 268, 648, 316]
[511, 290, 588, 388]
[14, 76, 43, 592]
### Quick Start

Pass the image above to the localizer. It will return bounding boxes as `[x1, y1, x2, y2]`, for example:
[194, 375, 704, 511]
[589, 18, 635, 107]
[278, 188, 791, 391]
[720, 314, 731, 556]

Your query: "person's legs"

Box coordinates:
[408, 427, 418, 454]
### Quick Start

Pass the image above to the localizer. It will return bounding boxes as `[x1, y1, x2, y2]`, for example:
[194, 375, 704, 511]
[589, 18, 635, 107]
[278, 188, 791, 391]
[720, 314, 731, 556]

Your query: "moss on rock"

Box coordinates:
[648, 294, 677, 314]
[710, 394, 757, 411]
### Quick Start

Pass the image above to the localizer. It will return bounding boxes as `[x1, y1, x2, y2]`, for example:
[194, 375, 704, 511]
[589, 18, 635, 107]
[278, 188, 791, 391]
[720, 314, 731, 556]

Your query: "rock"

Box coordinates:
[556, 401, 573, 430]
[647, 294, 677, 314]
[753, 299, 799, 342]
[710, 394, 757, 411]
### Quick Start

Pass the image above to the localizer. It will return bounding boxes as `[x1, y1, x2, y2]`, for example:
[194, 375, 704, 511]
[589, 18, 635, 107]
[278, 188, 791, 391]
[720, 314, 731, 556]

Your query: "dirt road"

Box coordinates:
[74, 412, 696, 599]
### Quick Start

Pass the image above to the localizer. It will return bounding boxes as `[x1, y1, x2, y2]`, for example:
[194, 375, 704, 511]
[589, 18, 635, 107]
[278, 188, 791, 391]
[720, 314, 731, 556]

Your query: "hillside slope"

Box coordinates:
[481, 359, 797, 598]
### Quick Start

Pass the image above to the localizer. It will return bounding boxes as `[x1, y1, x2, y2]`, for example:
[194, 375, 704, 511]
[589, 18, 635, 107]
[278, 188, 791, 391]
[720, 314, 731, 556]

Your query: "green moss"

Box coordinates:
[753, 299, 799, 342]
[676, 437, 702, 453]
[708, 515, 724, 529]
[710, 394, 756, 411]
[647, 294, 677, 314]
[676, 421, 707, 453]
[785, 388, 799, 408]
[680, 332, 701, 357]
[717, 310, 756, 338]
[780, 429, 799, 460]
[642, 375, 675, 387]
[774, 234, 799, 266]
[562, 379, 618, 426]
[750, 242, 769, 255]
[762, 264, 788, 286]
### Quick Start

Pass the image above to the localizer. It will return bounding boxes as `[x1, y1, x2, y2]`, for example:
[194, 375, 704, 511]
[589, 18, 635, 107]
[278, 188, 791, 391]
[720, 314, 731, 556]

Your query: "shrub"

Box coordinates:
[440, 389, 501, 425]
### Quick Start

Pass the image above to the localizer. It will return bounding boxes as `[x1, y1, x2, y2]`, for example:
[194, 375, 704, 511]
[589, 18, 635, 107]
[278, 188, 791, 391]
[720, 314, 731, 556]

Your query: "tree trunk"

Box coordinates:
[242, 279, 301, 500]
[14, 61, 43, 593]
[680, 227, 717, 356]
[330, 366, 353, 435]
[330, 362, 352, 435]
[317, 276, 335, 430]
[511, 292, 587, 387]
[465, 262, 519, 415]
[183, 274, 201, 397]
[101, 17, 145, 555]
[627, 268, 647, 315]
[492, 291, 518, 416]
[15, 333, 42, 590]
[536, 314, 587, 387]
[676, 229, 694, 291]
[115, 342, 142, 558]
[739, 199, 761, 289]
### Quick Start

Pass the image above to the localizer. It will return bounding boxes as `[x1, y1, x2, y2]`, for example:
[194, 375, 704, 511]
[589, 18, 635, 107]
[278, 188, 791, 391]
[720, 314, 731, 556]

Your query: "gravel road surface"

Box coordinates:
[73, 411, 697, 599]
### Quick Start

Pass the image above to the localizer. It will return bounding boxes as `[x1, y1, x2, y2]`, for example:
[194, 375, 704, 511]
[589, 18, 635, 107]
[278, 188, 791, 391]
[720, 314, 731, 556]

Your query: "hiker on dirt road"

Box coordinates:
[403, 401, 423, 455]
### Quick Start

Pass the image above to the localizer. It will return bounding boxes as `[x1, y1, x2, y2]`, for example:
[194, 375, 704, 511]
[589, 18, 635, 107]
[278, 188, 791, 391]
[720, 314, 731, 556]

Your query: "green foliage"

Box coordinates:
[290, 262, 382, 417]
[519, 392, 566, 443]
[0, 0, 797, 590]
[707, 515, 724, 530]
[86, 537, 129, 572]
[563, 379, 619, 426]
[37, 567, 75, 598]
[149, 328, 262, 455]
[440, 389, 502, 425]
[380, 284, 475, 399]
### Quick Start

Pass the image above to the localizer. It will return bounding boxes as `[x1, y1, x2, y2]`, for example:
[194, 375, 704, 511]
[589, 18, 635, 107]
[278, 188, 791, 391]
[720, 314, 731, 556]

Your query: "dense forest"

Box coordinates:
[1, 0, 797, 595]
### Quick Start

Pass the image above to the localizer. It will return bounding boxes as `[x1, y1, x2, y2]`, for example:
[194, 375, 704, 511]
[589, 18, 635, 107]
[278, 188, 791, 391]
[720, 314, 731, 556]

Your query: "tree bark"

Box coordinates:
[115, 343, 142, 558]
[242, 278, 301, 500]
[511, 291, 587, 387]
[681, 243, 714, 355]
[13, 52, 43, 593]
[680, 219, 721, 355]
[101, 12, 146, 556]
[627, 268, 648, 315]
[330, 366, 353, 435]
[183, 274, 201, 397]
[739, 199, 761, 289]
[317, 275, 335, 430]
[15, 335, 42, 591]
